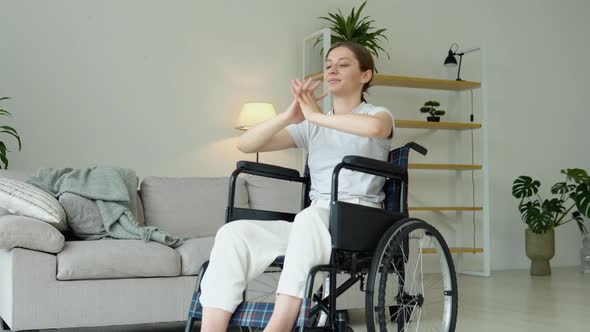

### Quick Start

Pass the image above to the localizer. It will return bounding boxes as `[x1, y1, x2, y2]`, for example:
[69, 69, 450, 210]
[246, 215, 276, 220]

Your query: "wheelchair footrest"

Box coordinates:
[188, 291, 311, 328]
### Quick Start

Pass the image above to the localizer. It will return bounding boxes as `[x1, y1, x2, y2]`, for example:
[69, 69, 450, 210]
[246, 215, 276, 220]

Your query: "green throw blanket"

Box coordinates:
[26, 166, 185, 248]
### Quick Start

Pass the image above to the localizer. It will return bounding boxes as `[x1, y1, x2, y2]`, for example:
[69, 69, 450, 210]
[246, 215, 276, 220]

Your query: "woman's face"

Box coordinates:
[324, 46, 372, 97]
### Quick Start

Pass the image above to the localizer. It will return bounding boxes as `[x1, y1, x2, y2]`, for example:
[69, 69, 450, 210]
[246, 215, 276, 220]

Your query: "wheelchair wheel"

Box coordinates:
[365, 218, 457, 332]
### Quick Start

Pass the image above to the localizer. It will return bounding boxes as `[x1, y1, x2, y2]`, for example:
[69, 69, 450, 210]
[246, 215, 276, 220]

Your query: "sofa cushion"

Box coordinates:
[243, 174, 303, 213]
[59, 193, 108, 240]
[0, 214, 65, 253]
[57, 239, 181, 280]
[140, 176, 248, 238]
[0, 169, 34, 182]
[0, 178, 68, 231]
[175, 236, 215, 276]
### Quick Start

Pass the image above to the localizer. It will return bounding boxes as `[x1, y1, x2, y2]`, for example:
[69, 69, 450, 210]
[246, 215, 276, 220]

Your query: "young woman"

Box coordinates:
[199, 41, 394, 332]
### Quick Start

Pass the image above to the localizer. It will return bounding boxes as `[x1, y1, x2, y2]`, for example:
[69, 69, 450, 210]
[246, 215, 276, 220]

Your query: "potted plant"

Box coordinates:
[419, 101, 446, 122]
[512, 168, 590, 275]
[316, 1, 390, 67]
[0, 97, 22, 169]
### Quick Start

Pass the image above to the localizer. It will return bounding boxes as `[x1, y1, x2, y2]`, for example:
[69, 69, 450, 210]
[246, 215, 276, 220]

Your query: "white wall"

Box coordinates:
[1, 0, 588, 270]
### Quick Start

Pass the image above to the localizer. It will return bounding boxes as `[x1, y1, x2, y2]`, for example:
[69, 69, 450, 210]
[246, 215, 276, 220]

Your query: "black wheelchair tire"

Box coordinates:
[365, 218, 458, 332]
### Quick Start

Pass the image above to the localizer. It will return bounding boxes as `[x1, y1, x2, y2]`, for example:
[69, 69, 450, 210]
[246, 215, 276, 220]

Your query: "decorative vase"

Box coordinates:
[525, 228, 555, 276]
[426, 116, 440, 122]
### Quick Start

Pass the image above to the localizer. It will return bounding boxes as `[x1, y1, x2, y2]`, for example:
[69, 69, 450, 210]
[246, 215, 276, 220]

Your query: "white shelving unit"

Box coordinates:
[302, 29, 491, 276]
[302, 28, 332, 113]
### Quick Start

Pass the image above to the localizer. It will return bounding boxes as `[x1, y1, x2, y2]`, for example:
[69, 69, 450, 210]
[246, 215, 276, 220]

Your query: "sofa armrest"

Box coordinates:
[0, 215, 65, 253]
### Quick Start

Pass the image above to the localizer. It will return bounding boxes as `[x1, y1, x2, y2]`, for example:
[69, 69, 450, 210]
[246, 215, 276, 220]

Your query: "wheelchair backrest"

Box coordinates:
[303, 142, 426, 216]
[383, 145, 410, 214]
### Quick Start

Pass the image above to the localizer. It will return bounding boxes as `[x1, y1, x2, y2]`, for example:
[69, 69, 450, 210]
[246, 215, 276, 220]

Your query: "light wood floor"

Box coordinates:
[10, 267, 589, 332]
[348, 267, 590, 332]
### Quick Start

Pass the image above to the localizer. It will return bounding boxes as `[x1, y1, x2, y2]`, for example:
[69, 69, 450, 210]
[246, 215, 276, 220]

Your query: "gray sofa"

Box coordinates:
[0, 169, 364, 331]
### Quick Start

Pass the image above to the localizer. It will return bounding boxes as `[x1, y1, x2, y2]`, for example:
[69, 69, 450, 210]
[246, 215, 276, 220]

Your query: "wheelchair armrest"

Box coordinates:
[341, 155, 406, 179]
[226, 161, 309, 223]
[236, 160, 302, 182]
[405, 142, 428, 156]
[331, 156, 406, 203]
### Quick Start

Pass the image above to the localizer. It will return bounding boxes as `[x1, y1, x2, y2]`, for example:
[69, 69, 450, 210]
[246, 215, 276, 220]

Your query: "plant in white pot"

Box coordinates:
[512, 169, 590, 275]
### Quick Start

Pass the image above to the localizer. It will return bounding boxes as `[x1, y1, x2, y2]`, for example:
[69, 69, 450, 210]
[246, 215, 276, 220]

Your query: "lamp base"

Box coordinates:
[455, 53, 464, 81]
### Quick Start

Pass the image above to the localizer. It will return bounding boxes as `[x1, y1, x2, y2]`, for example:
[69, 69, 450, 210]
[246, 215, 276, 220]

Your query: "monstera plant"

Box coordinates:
[0, 97, 22, 169]
[512, 168, 589, 275]
[512, 169, 590, 235]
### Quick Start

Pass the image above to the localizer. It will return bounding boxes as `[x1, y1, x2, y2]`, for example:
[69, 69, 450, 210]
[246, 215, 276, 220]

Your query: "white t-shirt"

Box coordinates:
[286, 102, 394, 203]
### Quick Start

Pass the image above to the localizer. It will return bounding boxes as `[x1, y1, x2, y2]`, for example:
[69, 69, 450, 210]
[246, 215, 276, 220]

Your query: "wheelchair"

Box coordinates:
[185, 142, 458, 332]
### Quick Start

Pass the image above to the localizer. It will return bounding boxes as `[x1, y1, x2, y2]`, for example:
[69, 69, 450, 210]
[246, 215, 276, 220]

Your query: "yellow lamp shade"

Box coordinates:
[236, 103, 277, 130]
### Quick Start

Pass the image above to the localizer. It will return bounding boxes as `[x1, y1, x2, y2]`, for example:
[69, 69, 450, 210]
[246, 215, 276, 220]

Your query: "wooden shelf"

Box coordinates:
[305, 72, 481, 91]
[409, 206, 483, 212]
[422, 247, 484, 254]
[409, 163, 482, 170]
[396, 120, 481, 130]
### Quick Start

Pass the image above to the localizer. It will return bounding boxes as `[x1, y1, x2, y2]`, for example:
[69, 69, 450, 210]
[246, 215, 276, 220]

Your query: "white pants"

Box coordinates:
[199, 198, 381, 313]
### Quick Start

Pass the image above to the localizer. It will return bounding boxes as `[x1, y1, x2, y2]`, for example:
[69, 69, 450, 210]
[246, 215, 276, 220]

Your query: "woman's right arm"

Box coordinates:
[237, 79, 325, 154]
[237, 100, 301, 153]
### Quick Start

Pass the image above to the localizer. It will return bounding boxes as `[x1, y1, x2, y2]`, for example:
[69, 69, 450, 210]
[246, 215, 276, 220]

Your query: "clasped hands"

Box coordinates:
[286, 78, 328, 124]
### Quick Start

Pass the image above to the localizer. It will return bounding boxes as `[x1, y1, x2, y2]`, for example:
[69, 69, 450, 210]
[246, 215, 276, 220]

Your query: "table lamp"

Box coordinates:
[235, 102, 277, 162]
[444, 43, 480, 81]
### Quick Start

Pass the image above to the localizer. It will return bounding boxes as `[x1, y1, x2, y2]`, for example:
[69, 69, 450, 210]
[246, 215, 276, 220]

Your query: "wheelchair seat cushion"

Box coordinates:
[188, 291, 311, 328]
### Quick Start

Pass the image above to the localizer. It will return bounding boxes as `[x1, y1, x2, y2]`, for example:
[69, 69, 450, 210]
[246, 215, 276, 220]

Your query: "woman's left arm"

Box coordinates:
[292, 79, 393, 138]
[306, 111, 392, 138]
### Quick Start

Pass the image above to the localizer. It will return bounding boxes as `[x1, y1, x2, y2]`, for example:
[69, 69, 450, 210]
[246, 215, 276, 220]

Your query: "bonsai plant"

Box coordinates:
[316, 1, 390, 66]
[419, 101, 446, 122]
[0, 97, 22, 169]
[512, 168, 590, 275]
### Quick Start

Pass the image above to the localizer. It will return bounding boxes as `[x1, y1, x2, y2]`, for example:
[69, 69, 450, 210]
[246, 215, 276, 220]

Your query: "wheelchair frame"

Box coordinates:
[186, 142, 457, 332]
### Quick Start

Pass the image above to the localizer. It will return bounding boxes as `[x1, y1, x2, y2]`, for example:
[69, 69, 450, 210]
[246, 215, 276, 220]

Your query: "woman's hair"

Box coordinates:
[326, 41, 375, 103]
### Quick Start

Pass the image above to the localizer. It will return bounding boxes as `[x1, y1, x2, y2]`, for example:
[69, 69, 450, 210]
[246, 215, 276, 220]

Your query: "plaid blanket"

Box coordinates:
[188, 291, 310, 329]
